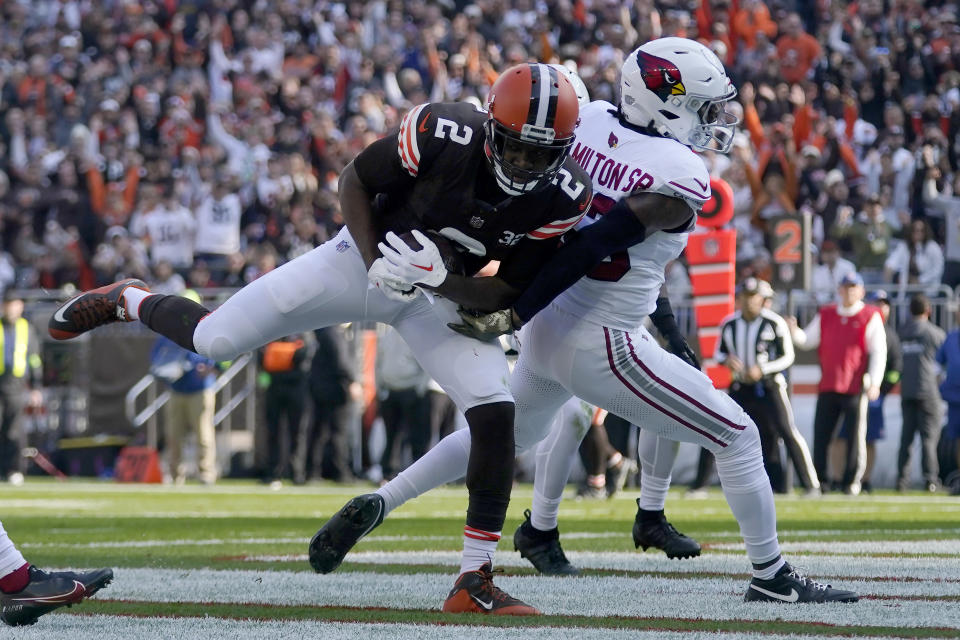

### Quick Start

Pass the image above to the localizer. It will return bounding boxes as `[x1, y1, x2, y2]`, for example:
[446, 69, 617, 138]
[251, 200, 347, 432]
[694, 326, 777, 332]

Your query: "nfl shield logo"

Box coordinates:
[336, 240, 350, 253]
[470, 216, 484, 228]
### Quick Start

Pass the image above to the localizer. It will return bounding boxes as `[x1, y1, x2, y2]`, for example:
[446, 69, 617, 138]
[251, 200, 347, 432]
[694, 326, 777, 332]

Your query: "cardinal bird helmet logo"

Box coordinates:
[635, 51, 686, 102]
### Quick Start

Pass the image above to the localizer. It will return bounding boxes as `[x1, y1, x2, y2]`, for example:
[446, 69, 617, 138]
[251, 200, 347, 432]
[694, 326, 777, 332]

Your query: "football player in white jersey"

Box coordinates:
[314, 39, 858, 604]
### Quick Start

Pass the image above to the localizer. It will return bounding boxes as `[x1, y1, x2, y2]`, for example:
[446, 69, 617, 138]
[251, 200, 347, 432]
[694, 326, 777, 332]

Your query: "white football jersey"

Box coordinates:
[194, 193, 242, 255]
[552, 101, 710, 330]
[130, 204, 196, 268]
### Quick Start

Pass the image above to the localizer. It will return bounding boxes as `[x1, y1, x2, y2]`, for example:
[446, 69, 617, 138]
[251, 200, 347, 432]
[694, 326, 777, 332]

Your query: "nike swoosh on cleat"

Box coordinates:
[53, 298, 79, 323]
[749, 585, 799, 602]
[411, 263, 433, 271]
[470, 594, 494, 610]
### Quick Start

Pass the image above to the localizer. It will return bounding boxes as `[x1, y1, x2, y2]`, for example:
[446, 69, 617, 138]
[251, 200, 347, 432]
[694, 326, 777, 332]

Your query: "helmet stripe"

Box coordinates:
[528, 63, 552, 128]
[543, 64, 559, 129]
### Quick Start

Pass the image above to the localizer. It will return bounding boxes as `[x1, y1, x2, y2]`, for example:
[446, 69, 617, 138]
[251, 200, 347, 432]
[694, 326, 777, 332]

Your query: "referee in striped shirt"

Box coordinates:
[716, 278, 820, 495]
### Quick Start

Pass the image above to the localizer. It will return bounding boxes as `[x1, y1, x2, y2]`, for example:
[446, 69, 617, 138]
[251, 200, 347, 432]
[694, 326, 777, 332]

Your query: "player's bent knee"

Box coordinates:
[193, 323, 244, 361]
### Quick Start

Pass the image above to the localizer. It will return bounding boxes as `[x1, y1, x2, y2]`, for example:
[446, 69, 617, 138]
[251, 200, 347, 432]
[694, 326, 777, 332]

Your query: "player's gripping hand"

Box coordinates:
[666, 332, 701, 370]
[378, 230, 448, 288]
[447, 307, 517, 341]
[368, 258, 421, 302]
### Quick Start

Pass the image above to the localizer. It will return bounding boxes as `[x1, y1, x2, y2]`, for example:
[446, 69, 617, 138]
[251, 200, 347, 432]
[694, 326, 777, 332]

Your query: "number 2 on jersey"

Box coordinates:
[585, 193, 631, 282]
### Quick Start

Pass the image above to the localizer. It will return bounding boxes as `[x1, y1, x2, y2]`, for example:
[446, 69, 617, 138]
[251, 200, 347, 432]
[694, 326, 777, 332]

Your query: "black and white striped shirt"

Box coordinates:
[716, 308, 795, 386]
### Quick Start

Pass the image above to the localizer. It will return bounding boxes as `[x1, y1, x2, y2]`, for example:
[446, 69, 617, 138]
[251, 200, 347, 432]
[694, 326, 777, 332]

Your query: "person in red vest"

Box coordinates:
[787, 272, 887, 495]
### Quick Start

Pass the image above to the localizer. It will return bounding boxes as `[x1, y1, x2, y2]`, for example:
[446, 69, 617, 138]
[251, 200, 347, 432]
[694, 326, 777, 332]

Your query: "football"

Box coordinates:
[397, 230, 466, 276]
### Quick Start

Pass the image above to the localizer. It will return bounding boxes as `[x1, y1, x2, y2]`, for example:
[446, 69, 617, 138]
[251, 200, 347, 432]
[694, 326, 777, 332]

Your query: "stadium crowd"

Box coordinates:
[0, 0, 958, 299]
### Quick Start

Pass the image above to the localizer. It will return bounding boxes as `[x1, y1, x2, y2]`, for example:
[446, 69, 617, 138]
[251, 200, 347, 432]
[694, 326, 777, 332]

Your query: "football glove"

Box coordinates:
[649, 296, 700, 369]
[666, 333, 701, 370]
[368, 258, 420, 302]
[378, 230, 448, 288]
[447, 307, 516, 341]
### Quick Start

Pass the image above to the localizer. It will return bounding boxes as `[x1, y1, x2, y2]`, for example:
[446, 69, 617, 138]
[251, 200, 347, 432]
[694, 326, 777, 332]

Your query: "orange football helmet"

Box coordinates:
[484, 63, 580, 195]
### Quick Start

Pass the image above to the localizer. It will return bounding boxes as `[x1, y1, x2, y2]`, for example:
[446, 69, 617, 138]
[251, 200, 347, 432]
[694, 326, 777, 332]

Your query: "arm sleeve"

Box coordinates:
[864, 312, 887, 389]
[512, 201, 647, 323]
[759, 314, 796, 376]
[792, 313, 820, 350]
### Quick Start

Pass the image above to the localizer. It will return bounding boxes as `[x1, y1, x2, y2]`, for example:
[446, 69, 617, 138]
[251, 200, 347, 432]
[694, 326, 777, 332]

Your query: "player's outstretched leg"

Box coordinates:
[0, 566, 85, 627]
[48, 279, 149, 339]
[309, 494, 385, 574]
[513, 509, 577, 576]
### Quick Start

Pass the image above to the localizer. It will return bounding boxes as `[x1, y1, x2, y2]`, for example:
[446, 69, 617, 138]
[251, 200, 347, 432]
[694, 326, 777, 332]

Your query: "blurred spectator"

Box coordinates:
[129, 181, 196, 270]
[811, 240, 856, 304]
[302, 325, 360, 484]
[775, 14, 821, 85]
[789, 273, 886, 495]
[884, 219, 944, 295]
[831, 195, 893, 286]
[922, 169, 960, 288]
[259, 334, 311, 487]
[375, 325, 430, 482]
[0, 291, 42, 485]
[149, 290, 218, 485]
[936, 308, 960, 496]
[896, 294, 946, 492]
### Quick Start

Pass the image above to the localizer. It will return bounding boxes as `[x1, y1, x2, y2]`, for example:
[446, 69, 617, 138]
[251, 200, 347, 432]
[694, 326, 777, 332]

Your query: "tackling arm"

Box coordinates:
[512, 192, 692, 324]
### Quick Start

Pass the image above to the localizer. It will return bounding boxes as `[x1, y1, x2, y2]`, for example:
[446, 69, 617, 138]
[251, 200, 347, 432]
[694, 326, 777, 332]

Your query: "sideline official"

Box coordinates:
[717, 278, 819, 494]
[0, 291, 42, 485]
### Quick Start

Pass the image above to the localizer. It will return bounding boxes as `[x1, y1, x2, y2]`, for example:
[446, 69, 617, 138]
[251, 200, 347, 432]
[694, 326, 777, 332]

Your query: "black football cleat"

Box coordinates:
[632, 501, 701, 559]
[0, 566, 85, 627]
[49, 279, 149, 340]
[52, 568, 113, 598]
[513, 509, 578, 576]
[745, 563, 859, 603]
[441, 562, 540, 615]
[309, 493, 385, 573]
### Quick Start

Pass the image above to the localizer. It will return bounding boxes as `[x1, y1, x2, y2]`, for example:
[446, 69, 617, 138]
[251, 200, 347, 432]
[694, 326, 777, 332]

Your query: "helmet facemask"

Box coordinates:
[484, 118, 574, 195]
[686, 93, 739, 153]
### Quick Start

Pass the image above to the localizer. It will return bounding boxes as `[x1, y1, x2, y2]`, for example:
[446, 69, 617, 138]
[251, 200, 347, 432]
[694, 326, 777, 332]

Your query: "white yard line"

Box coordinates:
[709, 540, 960, 554]
[93, 568, 960, 628]
[240, 549, 960, 582]
[6, 615, 896, 640]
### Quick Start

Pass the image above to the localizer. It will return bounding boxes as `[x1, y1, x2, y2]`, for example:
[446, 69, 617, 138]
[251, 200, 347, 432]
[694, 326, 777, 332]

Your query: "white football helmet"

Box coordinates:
[620, 37, 738, 153]
[549, 64, 590, 107]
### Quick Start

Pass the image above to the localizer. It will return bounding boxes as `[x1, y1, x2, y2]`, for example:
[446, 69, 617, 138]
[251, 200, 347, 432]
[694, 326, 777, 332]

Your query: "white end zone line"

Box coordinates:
[83, 568, 960, 629]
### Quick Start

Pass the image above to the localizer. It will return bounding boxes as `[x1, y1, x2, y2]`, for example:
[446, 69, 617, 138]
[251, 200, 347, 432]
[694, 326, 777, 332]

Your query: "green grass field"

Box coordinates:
[2, 480, 959, 639]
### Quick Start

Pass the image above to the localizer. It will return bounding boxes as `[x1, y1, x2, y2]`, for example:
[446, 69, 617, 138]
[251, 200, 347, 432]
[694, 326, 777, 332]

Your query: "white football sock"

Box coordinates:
[461, 526, 500, 574]
[529, 407, 583, 532]
[123, 287, 153, 321]
[713, 425, 783, 575]
[376, 428, 470, 514]
[637, 431, 677, 511]
[0, 521, 26, 579]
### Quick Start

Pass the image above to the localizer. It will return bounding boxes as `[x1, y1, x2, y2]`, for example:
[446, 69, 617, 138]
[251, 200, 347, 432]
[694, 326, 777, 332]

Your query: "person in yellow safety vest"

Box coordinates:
[0, 290, 42, 486]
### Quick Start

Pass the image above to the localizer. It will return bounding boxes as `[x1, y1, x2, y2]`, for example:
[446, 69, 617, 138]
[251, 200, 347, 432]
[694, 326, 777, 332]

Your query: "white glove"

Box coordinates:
[368, 258, 420, 302]
[378, 230, 448, 288]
